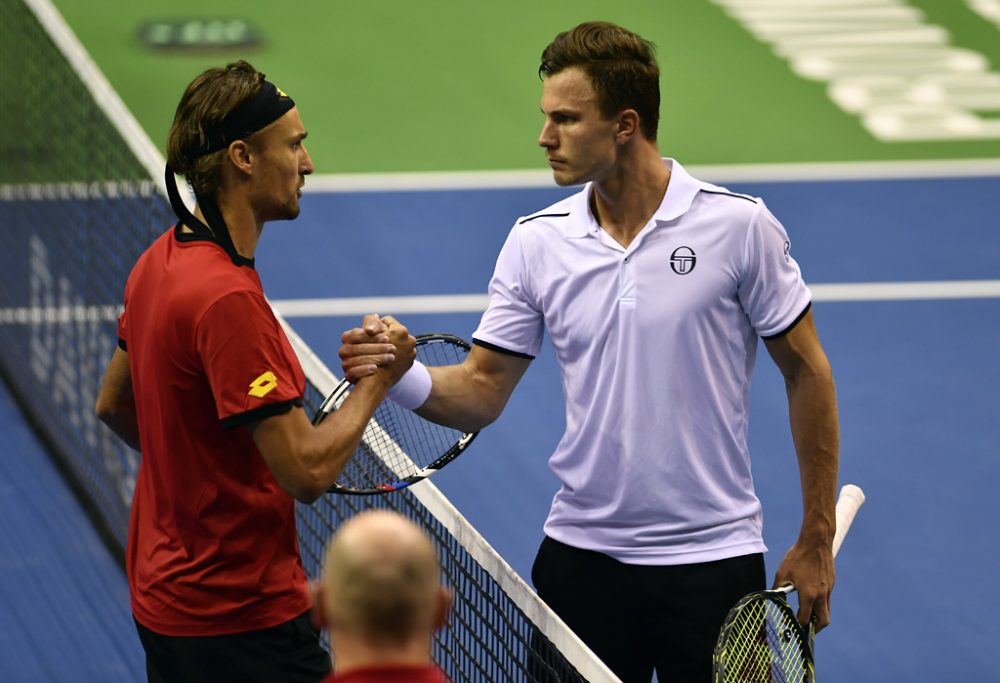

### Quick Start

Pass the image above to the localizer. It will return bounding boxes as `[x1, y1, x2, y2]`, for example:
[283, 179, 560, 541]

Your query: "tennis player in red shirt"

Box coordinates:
[96, 61, 414, 683]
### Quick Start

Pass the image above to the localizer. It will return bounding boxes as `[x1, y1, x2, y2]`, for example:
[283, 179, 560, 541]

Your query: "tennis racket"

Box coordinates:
[313, 333, 478, 495]
[712, 483, 866, 683]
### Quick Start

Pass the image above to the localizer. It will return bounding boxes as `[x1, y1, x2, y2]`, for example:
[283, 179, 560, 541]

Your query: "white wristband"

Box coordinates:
[387, 360, 432, 410]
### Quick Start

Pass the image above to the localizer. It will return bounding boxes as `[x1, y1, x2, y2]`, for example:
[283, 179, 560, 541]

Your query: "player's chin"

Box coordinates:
[274, 200, 301, 221]
[551, 169, 584, 187]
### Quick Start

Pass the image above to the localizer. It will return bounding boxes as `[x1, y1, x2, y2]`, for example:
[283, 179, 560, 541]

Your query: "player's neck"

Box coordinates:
[332, 634, 434, 673]
[194, 193, 261, 260]
[590, 145, 670, 249]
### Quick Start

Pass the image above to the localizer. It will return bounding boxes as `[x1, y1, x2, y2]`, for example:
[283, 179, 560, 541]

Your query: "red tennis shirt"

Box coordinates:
[322, 665, 451, 682]
[118, 226, 310, 636]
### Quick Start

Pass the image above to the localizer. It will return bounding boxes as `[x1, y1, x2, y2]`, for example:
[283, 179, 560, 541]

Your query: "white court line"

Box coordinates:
[810, 280, 1000, 302]
[2, 281, 995, 326]
[268, 280, 1000, 318]
[304, 158, 1000, 192]
[272, 294, 490, 317]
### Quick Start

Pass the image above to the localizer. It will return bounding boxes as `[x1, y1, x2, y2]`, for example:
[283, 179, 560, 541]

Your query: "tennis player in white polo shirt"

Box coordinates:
[340, 21, 839, 683]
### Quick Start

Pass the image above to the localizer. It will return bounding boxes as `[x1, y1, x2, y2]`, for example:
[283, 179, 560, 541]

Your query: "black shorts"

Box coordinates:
[134, 611, 331, 683]
[531, 536, 765, 683]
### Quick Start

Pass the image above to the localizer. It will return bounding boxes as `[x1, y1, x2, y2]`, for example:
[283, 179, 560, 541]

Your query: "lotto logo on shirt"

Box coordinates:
[248, 371, 278, 398]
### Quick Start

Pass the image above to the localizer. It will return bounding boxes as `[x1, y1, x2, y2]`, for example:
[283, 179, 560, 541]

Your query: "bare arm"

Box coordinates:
[340, 314, 531, 434]
[763, 307, 840, 631]
[248, 319, 416, 503]
[247, 375, 391, 503]
[417, 344, 530, 433]
[95, 347, 141, 451]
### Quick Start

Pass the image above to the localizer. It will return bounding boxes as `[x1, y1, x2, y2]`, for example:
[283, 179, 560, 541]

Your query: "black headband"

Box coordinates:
[193, 78, 295, 158]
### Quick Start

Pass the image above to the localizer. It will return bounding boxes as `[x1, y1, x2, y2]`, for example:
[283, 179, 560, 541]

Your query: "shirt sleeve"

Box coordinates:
[737, 202, 812, 338]
[195, 290, 304, 427]
[472, 224, 545, 358]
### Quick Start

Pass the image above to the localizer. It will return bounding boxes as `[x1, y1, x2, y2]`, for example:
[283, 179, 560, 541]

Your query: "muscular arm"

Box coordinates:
[95, 347, 141, 451]
[763, 307, 840, 631]
[340, 314, 531, 434]
[247, 374, 393, 503]
[248, 319, 416, 503]
[417, 344, 530, 433]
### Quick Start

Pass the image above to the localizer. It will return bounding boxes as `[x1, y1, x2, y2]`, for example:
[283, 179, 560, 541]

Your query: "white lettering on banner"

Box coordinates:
[711, 0, 1000, 142]
[28, 233, 137, 504]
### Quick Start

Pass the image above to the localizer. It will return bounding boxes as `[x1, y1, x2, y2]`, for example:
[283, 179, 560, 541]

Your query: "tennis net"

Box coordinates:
[0, 0, 618, 680]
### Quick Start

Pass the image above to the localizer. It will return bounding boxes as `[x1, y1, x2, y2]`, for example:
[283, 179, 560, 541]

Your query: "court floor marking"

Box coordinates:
[267, 279, 1000, 318]
[303, 159, 1000, 193]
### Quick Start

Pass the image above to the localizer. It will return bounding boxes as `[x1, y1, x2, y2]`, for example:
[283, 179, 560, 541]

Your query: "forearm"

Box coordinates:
[95, 347, 141, 451]
[339, 321, 528, 433]
[99, 405, 141, 452]
[785, 367, 840, 546]
[416, 362, 517, 433]
[252, 375, 392, 503]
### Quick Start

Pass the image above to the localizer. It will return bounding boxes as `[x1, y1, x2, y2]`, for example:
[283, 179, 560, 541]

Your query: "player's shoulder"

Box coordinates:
[514, 192, 578, 228]
[691, 181, 764, 226]
[696, 183, 759, 207]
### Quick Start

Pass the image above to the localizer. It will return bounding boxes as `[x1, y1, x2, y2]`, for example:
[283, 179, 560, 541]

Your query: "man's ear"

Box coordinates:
[433, 587, 452, 631]
[227, 140, 253, 176]
[615, 109, 640, 144]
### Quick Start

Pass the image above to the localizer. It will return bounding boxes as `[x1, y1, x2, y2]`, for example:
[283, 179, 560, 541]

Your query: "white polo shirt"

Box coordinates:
[473, 158, 811, 565]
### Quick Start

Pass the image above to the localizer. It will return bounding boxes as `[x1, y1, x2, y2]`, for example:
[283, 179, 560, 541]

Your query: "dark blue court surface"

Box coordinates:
[2, 171, 995, 681]
[0, 376, 143, 682]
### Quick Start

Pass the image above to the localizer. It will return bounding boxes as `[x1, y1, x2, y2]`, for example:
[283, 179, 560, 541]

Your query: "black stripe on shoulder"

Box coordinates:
[699, 188, 757, 203]
[221, 397, 303, 430]
[472, 338, 535, 360]
[118, 338, 127, 351]
[518, 212, 570, 225]
[762, 302, 812, 341]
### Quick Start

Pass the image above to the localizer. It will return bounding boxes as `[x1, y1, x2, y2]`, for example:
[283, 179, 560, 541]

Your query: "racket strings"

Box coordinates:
[320, 336, 471, 492]
[717, 597, 812, 683]
[366, 395, 461, 477]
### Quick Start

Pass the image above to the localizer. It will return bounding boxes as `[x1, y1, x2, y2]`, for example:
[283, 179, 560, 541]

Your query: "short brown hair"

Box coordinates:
[166, 60, 264, 198]
[539, 22, 661, 140]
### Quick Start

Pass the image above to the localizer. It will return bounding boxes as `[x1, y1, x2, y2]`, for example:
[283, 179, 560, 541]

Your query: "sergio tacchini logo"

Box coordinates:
[670, 246, 697, 275]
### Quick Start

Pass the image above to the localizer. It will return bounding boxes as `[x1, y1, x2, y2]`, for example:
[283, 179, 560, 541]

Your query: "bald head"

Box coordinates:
[321, 510, 445, 647]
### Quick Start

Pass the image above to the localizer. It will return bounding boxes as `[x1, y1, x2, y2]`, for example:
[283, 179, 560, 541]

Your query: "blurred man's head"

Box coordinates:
[316, 510, 450, 671]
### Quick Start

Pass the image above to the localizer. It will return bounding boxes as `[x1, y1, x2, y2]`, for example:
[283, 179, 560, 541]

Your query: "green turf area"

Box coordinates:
[0, 0, 148, 183]
[35, 0, 1000, 173]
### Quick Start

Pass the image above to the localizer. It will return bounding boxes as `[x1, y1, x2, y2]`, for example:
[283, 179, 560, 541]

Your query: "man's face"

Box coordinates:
[249, 107, 314, 221]
[538, 67, 619, 187]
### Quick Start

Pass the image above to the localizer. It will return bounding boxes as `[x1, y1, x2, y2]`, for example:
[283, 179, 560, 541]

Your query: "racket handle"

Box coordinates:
[831, 484, 865, 558]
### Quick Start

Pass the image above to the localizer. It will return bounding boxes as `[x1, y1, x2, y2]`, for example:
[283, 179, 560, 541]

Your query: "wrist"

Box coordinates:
[387, 360, 432, 410]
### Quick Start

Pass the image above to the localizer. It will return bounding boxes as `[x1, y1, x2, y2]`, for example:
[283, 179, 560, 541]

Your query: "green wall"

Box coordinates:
[51, 0, 1000, 173]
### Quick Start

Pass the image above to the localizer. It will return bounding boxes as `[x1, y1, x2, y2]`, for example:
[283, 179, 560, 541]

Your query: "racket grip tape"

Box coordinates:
[831, 484, 865, 558]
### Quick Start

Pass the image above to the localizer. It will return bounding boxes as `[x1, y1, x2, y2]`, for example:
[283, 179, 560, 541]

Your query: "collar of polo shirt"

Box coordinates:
[563, 158, 702, 239]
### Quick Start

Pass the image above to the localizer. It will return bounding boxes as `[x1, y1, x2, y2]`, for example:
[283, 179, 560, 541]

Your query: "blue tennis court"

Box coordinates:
[0, 376, 142, 681]
[2, 167, 997, 681]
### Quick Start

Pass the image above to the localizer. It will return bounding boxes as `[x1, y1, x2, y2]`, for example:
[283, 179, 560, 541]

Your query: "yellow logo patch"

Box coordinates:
[248, 371, 278, 398]
[275, 85, 289, 98]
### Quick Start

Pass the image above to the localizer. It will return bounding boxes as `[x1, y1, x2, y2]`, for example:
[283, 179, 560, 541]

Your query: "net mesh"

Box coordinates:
[0, 1, 615, 680]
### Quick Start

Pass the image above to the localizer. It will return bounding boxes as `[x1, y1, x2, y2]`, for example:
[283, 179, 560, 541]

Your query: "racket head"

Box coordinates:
[713, 589, 815, 683]
[313, 333, 478, 495]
